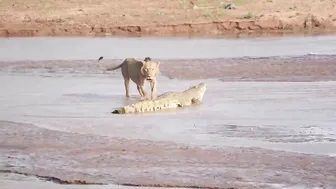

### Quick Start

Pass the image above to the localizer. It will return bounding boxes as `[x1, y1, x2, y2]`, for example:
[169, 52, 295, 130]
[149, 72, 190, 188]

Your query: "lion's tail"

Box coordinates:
[98, 56, 104, 61]
[104, 63, 121, 71]
[97, 56, 123, 71]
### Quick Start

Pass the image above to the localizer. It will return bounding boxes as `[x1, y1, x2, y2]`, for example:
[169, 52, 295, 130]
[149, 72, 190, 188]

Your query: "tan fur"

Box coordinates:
[98, 57, 160, 100]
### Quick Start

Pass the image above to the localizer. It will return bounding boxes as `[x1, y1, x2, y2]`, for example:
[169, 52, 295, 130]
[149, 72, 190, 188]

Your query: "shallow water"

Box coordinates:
[1, 36, 336, 188]
[0, 36, 336, 61]
[1, 72, 335, 156]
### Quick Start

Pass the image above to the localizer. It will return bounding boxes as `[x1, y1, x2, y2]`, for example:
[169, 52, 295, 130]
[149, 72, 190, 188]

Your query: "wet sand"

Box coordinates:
[1, 120, 336, 189]
[1, 37, 336, 188]
[1, 55, 336, 81]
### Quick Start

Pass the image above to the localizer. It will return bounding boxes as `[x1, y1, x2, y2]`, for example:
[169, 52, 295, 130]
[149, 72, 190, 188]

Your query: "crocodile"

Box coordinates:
[112, 82, 206, 114]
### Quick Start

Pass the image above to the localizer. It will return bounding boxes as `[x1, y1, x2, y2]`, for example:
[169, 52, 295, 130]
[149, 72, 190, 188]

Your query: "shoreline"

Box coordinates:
[1, 22, 336, 39]
[1, 0, 336, 38]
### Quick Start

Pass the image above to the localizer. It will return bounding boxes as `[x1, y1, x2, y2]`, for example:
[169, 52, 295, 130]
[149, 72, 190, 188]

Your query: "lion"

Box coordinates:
[97, 56, 160, 100]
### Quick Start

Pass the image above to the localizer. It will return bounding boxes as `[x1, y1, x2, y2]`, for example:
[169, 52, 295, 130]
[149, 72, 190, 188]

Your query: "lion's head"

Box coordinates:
[140, 58, 160, 81]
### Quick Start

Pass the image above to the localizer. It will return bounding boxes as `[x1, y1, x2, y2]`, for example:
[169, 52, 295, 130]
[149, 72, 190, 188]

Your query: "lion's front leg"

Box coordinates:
[150, 80, 157, 100]
[137, 85, 144, 97]
[139, 84, 148, 101]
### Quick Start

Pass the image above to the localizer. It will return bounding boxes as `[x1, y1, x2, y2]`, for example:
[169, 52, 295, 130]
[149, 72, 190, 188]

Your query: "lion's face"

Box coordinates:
[140, 61, 160, 81]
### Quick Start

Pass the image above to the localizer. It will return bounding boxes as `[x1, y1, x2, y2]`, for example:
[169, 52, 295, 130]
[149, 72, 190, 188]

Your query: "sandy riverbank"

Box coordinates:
[1, 0, 336, 37]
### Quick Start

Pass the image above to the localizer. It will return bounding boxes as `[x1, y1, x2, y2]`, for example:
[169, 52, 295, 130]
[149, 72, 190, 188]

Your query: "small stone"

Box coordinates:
[224, 3, 236, 10]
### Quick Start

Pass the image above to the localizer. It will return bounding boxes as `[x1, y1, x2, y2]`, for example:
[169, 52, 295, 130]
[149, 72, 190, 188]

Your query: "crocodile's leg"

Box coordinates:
[192, 98, 202, 104]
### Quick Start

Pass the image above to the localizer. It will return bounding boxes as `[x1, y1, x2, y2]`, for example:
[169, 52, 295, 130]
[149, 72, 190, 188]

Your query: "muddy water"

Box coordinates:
[1, 37, 336, 188]
[0, 36, 336, 61]
[1, 72, 335, 156]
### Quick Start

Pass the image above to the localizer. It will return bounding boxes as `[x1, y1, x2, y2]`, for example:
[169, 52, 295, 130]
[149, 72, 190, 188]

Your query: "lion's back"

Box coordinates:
[121, 58, 143, 79]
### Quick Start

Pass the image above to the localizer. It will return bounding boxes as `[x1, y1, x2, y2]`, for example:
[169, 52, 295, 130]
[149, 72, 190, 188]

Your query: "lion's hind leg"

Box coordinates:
[124, 77, 131, 98]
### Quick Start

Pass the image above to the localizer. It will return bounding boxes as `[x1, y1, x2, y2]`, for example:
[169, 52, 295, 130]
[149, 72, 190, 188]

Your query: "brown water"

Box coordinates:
[1, 36, 336, 189]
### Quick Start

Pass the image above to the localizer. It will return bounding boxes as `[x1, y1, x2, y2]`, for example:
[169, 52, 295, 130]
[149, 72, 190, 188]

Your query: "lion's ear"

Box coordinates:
[157, 61, 160, 67]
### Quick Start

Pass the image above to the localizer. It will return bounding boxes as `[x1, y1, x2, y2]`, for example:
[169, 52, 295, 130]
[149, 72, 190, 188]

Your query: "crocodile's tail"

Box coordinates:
[111, 105, 137, 114]
[111, 108, 124, 114]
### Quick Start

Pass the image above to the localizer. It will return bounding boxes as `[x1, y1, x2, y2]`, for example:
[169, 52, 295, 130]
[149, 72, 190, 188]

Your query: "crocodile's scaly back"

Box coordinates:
[112, 82, 207, 114]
